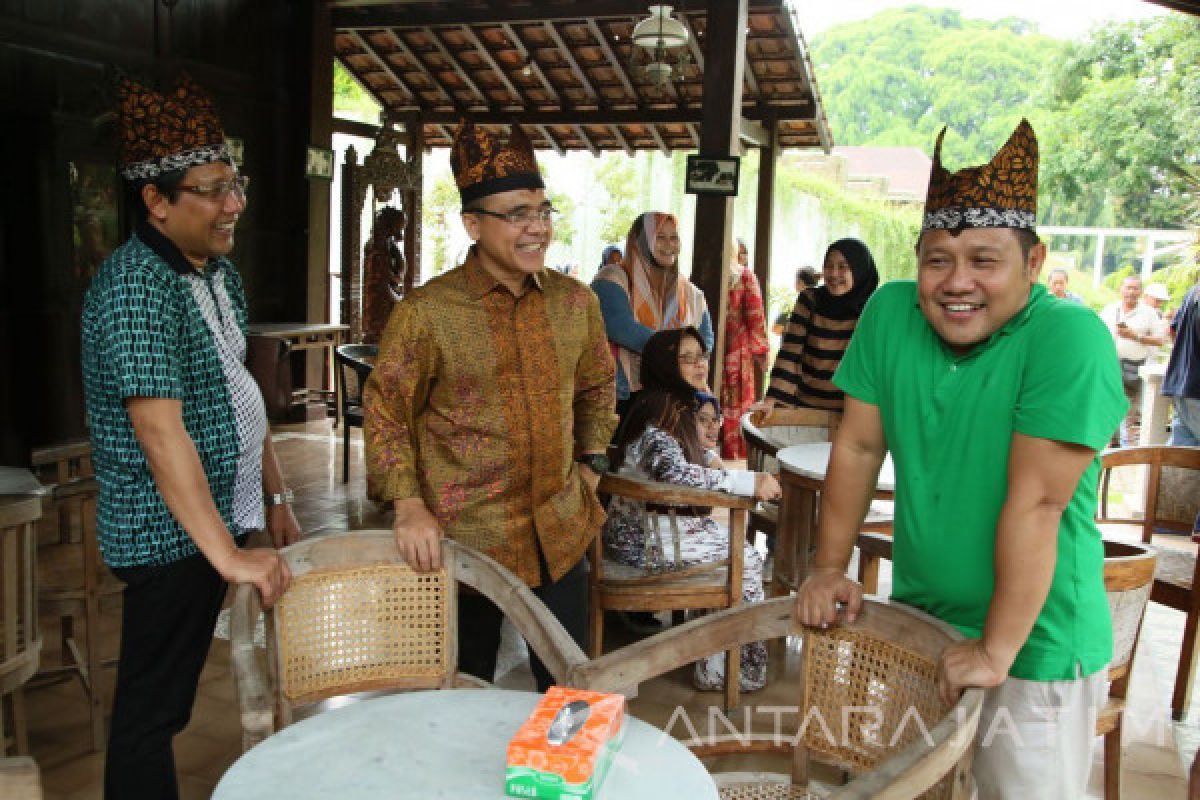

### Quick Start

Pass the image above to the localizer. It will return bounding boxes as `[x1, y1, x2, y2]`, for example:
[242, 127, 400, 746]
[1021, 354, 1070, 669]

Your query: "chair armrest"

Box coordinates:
[448, 540, 589, 686]
[229, 583, 275, 751]
[567, 598, 797, 692]
[598, 473, 756, 510]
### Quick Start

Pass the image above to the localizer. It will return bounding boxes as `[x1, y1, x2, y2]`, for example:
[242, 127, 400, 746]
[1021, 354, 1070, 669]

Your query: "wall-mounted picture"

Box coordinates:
[306, 145, 334, 179]
[685, 155, 740, 196]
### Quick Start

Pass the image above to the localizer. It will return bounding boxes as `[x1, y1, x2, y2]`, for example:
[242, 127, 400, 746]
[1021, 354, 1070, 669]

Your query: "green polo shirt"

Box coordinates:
[835, 281, 1126, 680]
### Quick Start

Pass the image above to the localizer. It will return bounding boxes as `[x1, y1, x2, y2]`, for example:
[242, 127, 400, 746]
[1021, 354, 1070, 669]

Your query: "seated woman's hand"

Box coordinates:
[753, 472, 781, 502]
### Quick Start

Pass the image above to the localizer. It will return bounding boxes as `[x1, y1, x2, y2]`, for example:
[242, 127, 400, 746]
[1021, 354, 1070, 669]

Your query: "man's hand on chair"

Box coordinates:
[214, 547, 291, 610]
[795, 567, 862, 628]
[393, 497, 443, 571]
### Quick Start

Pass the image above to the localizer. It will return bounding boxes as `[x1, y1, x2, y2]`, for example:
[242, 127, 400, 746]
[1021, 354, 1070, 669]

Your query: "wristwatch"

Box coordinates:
[577, 453, 610, 475]
[264, 488, 294, 507]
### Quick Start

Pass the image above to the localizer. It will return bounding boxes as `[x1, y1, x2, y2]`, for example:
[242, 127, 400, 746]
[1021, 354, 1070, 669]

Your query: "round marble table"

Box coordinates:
[213, 688, 718, 799]
[773, 442, 896, 594]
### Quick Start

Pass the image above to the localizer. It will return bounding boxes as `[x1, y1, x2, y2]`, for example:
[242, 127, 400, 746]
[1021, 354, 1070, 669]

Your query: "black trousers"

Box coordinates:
[457, 553, 588, 692]
[104, 548, 231, 800]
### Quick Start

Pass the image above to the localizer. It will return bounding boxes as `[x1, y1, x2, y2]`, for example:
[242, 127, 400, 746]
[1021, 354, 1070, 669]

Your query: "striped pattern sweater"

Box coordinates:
[766, 289, 861, 410]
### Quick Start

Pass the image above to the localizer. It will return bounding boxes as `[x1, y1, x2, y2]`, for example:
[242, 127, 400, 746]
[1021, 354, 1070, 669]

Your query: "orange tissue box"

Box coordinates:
[505, 686, 626, 799]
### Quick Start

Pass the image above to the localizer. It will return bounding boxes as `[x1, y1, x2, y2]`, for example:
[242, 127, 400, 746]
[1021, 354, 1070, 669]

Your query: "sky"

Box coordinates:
[792, 0, 1170, 40]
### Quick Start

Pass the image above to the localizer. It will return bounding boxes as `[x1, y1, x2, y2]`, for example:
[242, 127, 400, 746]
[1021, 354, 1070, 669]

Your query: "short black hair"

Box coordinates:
[128, 168, 189, 219]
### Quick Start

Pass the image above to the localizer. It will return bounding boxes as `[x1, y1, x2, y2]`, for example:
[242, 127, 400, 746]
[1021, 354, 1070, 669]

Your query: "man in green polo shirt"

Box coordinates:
[795, 119, 1125, 799]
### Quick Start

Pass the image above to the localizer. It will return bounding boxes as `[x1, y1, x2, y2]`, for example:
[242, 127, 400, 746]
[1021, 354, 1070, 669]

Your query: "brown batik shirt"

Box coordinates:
[364, 249, 618, 586]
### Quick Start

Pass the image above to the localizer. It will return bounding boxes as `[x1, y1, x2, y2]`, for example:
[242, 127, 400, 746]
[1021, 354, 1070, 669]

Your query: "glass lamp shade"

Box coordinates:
[631, 5, 688, 50]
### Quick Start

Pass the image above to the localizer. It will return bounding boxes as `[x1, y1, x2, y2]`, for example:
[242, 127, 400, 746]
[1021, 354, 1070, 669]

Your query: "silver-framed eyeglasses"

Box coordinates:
[468, 205, 558, 227]
[178, 175, 250, 203]
[695, 412, 721, 428]
[677, 353, 708, 365]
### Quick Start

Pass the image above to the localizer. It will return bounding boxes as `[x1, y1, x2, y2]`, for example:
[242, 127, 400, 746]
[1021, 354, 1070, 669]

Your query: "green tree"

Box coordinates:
[1039, 16, 1200, 228]
[593, 153, 640, 244]
[333, 60, 382, 121]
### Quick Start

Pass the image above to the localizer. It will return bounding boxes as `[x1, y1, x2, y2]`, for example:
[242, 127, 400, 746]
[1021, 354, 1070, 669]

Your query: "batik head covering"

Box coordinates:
[117, 73, 232, 182]
[621, 212, 694, 330]
[813, 238, 880, 319]
[923, 118, 1039, 232]
[450, 120, 544, 206]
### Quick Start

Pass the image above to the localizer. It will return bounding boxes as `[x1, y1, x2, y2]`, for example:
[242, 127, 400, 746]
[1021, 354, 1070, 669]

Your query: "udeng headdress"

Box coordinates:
[923, 118, 1038, 232]
[450, 120, 544, 206]
[117, 73, 232, 181]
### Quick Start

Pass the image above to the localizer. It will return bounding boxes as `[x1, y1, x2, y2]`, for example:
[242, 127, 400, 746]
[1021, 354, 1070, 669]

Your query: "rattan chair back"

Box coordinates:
[568, 597, 982, 800]
[231, 531, 587, 750]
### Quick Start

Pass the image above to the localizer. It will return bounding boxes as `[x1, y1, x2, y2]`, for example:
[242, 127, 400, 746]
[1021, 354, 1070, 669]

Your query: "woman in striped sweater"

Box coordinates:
[765, 238, 880, 411]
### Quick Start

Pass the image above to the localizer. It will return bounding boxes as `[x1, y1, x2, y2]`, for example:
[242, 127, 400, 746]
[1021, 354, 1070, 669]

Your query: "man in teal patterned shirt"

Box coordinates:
[81, 74, 297, 799]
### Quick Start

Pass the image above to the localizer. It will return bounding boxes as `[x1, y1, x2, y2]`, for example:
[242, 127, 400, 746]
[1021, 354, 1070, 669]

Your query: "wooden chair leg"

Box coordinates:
[342, 423, 350, 483]
[85, 598, 107, 751]
[1172, 603, 1200, 721]
[589, 608, 604, 659]
[1104, 722, 1121, 800]
[6, 692, 28, 756]
[858, 552, 880, 595]
[724, 646, 740, 711]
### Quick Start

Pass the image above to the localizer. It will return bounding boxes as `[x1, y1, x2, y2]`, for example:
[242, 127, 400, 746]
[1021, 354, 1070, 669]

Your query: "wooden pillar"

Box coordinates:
[404, 113, 423, 289]
[691, 0, 748, 393]
[306, 0, 334, 390]
[753, 116, 778, 295]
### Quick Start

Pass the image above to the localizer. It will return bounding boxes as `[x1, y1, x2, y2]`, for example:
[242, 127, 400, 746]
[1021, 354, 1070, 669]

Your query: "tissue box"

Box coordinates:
[505, 686, 626, 799]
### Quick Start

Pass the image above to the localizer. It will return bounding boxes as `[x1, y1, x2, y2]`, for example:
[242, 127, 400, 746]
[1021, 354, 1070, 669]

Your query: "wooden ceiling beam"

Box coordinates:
[412, 105, 812, 125]
[500, 23, 563, 107]
[574, 125, 601, 157]
[647, 125, 669, 157]
[537, 125, 566, 156]
[387, 30, 469, 111]
[459, 25, 523, 106]
[345, 32, 419, 107]
[686, 123, 700, 148]
[584, 19, 639, 107]
[423, 27, 492, 108]
[542, 21, 600, 103]
[610, 125, 635, 157]
[333, 2, 785, 29]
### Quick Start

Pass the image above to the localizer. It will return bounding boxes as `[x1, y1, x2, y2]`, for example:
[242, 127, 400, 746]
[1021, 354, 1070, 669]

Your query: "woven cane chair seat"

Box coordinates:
[716, 774, 812, 799]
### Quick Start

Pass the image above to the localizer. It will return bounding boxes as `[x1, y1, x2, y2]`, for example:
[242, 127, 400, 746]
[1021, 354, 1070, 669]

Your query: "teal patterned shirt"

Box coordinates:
[81, 222, 266, 567]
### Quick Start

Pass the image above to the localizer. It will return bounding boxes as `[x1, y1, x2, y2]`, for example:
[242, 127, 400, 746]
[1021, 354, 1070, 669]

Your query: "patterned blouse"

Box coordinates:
[767, 288, 861, 410]
[364, 250, 618, 586]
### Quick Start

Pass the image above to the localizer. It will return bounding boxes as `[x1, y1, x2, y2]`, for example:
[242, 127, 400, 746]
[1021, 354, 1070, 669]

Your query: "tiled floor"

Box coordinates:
[15, 421, 1194, 798]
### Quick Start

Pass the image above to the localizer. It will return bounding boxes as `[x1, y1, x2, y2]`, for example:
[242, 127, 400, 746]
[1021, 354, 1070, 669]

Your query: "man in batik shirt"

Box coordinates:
[364, 120, 617, 690]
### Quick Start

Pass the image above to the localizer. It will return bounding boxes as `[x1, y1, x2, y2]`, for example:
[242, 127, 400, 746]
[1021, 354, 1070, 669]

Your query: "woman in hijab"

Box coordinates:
[764, 237, 880, 411]
[720, 238, 770, 459]
[592, 212, 714, 419]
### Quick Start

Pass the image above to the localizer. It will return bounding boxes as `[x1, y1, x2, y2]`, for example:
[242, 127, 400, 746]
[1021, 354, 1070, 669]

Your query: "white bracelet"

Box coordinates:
[264, 488, 294, 507]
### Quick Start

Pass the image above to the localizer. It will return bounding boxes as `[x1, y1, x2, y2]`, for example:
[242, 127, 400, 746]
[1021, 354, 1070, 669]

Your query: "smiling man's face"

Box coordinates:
[916, 227, 1045, 355]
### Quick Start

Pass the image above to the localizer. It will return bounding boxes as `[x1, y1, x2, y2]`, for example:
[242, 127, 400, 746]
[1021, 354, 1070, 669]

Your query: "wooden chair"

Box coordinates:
[0, 495, 41, 756]
[855, 535, 1158, 800]
[30, 441, 121, 752]
[333, 344, 377, 482]
[589, 472, 756, 711]
[1096, 445, 1200, 721]
[1098, 540, 1157, 800]
[229, 530, 587, 751]
[0, 756, 42, 799]
[741, 408, 839, 549]
[568, 596, 983, 799]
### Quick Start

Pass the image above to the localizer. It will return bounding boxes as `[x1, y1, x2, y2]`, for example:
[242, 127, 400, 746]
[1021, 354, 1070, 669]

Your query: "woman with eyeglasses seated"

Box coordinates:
[762, 238, 880, 412]
[592, 212, 714, 423]
[602, 328, 779, 693]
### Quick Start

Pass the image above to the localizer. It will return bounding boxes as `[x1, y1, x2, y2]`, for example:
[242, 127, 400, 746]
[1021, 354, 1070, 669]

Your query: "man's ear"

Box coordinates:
[142, 183, 170, 222]
[461, 211, 480, 242]
[1026, 241, 1048, 282]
